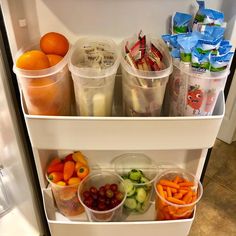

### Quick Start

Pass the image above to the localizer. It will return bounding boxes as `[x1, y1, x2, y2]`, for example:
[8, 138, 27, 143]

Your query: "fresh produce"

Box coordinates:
[81, 183, 124, 211]
[121, 169, 152, 213]
[46, 151, 90, 186]
[47, 54, 63, 66]
[156, 175, 199, 220]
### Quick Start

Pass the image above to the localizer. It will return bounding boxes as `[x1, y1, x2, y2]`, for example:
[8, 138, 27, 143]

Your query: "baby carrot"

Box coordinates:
[179, 181, 194, 187]
[173, 193, 183, 199]
[179, 189, 188, 195]
[159, 180, 180, 189]
[182, 191, 193, 203]
[167, 187, 172, 197]
[173, 175, 180, 184]
[157, 184, 165, 199]
[179, 186, 191, 190]
[167, 197, 186, 205]
[163, 191, 168, 199]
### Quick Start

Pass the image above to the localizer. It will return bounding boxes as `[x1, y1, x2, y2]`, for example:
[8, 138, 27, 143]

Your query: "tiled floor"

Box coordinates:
[189, 139, 236, 236]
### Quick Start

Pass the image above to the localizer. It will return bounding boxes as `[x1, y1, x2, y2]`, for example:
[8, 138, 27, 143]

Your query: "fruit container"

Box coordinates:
[113, 153, 158, 214]
[78, 171, 126, 222]
[13, 43, 73, 116]
[46, 174, 84, 217]
[168, 60, 229, 116]
[120, 35, 173, 117]
[68, 37, 120, 116]
[154, 168, 203, 220]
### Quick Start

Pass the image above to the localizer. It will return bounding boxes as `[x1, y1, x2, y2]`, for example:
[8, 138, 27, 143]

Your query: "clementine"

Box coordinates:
[16, 50, 50, 70]
[47, 54, 63, 66]
[40, 32, 69, 57]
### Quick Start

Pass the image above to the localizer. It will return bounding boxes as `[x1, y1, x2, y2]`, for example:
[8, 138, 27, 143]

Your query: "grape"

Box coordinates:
[98, 196, 106, 203]
[83, 190, 90, 199]
[91, 193, 98, 200]
[89, 186, 98, 194]
[110, 184, 118, 192]
[104, 184, 110, 190]
[106, 189, 114, 198]
[84, 196, 93, 207]
[110, 198, 118, 208]
[115, 191, 124, 201]
[98, 202, 106, 210]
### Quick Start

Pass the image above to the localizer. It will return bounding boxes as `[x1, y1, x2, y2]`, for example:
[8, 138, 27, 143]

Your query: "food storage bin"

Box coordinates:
[168, 60, 229, 116]
[154, 168, 203, 220]
[13, 44, 72, 116]
[69, 37, 120, 116]
[78, 171, 126, 222]
[113, 153, 158, 214]
[120, 36, 173, 116]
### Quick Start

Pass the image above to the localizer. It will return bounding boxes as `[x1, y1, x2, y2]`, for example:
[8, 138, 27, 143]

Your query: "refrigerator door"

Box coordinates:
[0, 25, 46, 235]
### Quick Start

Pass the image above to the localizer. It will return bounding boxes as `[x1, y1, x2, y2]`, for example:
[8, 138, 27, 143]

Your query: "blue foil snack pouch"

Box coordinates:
[191, 49, 210, 71]
[173, 12, 192, 34]
[210, 52, 234, 72]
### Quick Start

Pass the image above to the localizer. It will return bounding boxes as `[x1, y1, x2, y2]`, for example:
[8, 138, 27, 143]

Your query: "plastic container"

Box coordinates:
[46, 175, 84, 217]
[68, 37, 120, 116]
[154, 168, 203, 220]
[13, 44, 72, 116]
[168, 60, 229, 116]
[78, 172, 126, 222]
[113, 153, 158, 214]
[120, 36, 173, 116]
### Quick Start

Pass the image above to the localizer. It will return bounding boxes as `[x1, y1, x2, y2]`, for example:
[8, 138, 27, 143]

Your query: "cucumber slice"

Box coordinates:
[140, 176, 152, 190]
[128, 169, 142, 181]
[135, 202, 142, 212]
[136, 187, 147, 203]
[123, 179, 136, 196]
[124, 198, 137, 209]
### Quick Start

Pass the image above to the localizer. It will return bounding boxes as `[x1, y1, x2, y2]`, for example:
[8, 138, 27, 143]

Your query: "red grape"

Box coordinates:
[106, 189, 114, 198]
[83, 190, 90, 198]
[104, 184, 110, 190]
[110, 184, 118, 192]
[115, 191, 124, 201]
[89, 186, 98, 194]
[84, 196, 93, 207]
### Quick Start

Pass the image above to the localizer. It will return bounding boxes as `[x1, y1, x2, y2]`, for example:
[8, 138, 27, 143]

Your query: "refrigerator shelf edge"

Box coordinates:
[22, 92, 225, 150]
[42, 189, 194, 236]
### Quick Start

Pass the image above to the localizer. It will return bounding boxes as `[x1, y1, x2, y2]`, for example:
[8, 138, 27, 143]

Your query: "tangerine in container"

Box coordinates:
[13, 32, 72, 116]
[154, 168, 203, 220]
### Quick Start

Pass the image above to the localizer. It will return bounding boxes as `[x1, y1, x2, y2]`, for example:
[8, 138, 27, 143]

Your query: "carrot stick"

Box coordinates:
[179, 181, 194, 187]
[173, 193, 183, 199]
[180, 186, 191, 190]
[162, 186, 178, 193]
[173, 175, 180, 184]
[157, 184, 165, 199]
[159, 180, 180, 189]
[182, 191, 193, 203]
[163, 191, 168, 199]
[167, 187, 172, 197]
[167, 197, 186, 205]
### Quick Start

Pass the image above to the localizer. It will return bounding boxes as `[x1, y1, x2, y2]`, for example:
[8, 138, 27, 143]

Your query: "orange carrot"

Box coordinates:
[173, 175, 180, 184]
[163, 190, 168, 199]
[167, 187, 172, 197]
[173, 193, 183, 199]
[179, 186, 191, 190]
[159, 180, 180, 189]
[179, 189, 188, 195]
[179, 181, 194, 187]
[182, 191, 193, 203]
[48, 172, 63, 183]
[157, 184, 165, 198]
[167, 197, 186, 205]
[63, 161, 75, 181]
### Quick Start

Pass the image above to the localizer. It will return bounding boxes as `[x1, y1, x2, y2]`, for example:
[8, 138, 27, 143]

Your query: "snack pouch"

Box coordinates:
[177, 32, 202, 63]
[210, 52, 234, 72]
[199, 25, 225, 40]
[191, 49, 210, 72]
[172, 12, 192, 34]
[193, 0, 206, 29]
[162, 34, 172, 50]
[196, 36, 222, 54]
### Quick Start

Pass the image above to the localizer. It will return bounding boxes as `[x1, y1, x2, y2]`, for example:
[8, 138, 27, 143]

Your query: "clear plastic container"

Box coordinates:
[168, 60, 229, 116]
[120, 36, 173, 116]
[78, 171, 126, 222]
[68, 37, 120, 116]
[113, 153, 158, 214]
[13, 44, 72, 116]
[46, 175, 84, 217]
[154, 168, 203, 220]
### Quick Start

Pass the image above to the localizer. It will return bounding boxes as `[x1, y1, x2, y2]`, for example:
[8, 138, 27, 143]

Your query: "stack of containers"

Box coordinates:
[163, 0, 234, 116]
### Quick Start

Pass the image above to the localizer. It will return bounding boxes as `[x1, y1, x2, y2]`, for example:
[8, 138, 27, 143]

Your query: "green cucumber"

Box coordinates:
[124, 198, 137, 209]
[128, 169, 142, 181]
[123, 179, 136, 196]
[136, 187, 147, 203]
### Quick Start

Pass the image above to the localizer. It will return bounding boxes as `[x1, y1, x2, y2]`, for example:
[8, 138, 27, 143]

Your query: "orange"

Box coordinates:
[47, 54, 63, 66]
[40, 32, 69, 57]
[16, 50, 50, 70]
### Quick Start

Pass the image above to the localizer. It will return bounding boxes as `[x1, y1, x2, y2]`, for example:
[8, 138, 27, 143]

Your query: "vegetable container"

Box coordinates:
[154, 168, 203, 220]
[78, 171, 126, 222]
[113, 153, 158, 214]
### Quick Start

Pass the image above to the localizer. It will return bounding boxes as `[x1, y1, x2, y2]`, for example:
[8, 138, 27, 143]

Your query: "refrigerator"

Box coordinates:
[0, 0, 235, 236]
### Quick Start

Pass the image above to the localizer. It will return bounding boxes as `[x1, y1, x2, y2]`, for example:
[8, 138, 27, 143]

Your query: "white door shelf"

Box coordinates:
[43, 189, 194, 236]
[23, 92, 225, 150]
